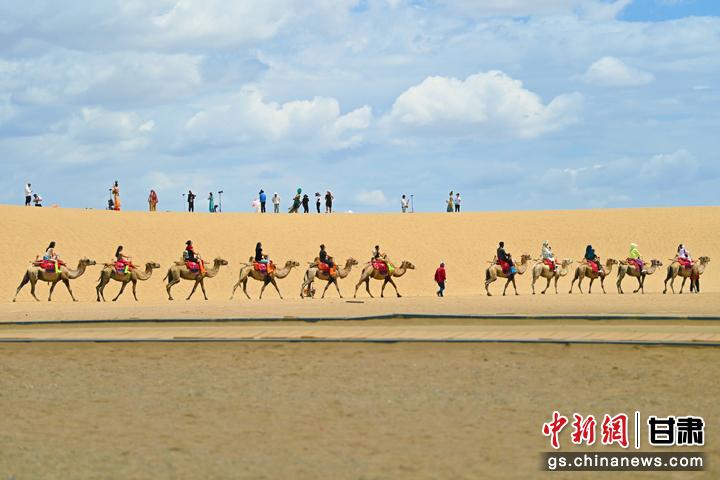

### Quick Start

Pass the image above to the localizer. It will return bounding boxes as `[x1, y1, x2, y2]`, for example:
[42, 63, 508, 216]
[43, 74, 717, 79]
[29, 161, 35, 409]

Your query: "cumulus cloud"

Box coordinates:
[65, 107, 154, 146]
[582, 57, 655, 87]
[438, 0, 632, 20]
[355, 189, 388, 206]
[184, 87, 372, 150]
[384, 71, 582, 139]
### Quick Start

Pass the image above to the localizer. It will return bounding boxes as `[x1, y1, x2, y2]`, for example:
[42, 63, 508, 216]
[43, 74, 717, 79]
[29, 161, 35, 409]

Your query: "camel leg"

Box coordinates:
[242, 279, 252, 300]
[577, 276, 584, 294]
[380, 278, 388, 297]
[588, 277, 595, 294]
[616, 271, 624, 294]
[569, 272, 580, 294]
[48, 280, 59, 301]
[230, 274, 244, 300]
[485, 271, 496, 297]
[321, 280, 333, 299]
[512, 277, 519, 296]
[13, 272, 33, 302]
[634, 275, 643, 294]
[200, 279, 208, 301]
[96, 277, 108, 302]
[386, 277, 401, 298]
[679, 277, 687, 294]
[113, 281, 128, 302]
[600, 276, 607, 294]
[132, 279, 139, 301]
[365, 279, 373, 298]
[333, 280, 343, 299]
[542, 277, 551, 295]
[62, 278, 78, 302]
[166, 278, 180, 301]
[187, 280, 200, 300]
[271, 279, 283, 299]
[532, 275, 537, 295]
[553, 276, 559, 294]
[259, 279, 269, 299]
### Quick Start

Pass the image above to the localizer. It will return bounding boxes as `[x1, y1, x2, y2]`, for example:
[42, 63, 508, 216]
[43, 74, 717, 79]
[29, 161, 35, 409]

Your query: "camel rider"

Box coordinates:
[115, 245, 134, 273]
[677, 244, 693, 269]
[497, 241, 515, 275]
[584, 245, 602, 274]
[541, 240, 557, 272]
[41, 241, 63, 273]
[319, 244, 336, 277]
[184, 240, 205, 274]
[371, 245, 394, 274]
[628, 243, 646, 273]
[255, 242, 274, 275]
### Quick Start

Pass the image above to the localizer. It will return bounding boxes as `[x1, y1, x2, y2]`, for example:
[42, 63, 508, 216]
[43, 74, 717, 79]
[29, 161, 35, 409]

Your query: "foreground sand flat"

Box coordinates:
[0, 343, 717, 479]
[2, 205, 718, 310]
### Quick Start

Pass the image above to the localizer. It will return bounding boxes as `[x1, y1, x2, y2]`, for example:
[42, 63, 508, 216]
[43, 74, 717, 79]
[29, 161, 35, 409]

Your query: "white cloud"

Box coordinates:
[184, 87, 372, 150]
[355, 189, 388, 206]
[385, 70, 582, 139]
[582, 56, 655, 87]
[438, 0, 632, 20]
[65, 107, 154, 147]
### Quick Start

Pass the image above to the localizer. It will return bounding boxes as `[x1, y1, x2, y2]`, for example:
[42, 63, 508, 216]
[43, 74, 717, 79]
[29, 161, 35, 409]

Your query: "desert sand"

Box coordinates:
[0, 342, 717, 479]
[2, 205, 717, 316]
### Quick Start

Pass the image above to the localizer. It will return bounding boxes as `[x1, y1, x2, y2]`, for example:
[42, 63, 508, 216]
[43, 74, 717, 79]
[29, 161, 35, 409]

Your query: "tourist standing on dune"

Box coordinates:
[302, 194, 310, 213]
[272, 193, 281, 213]
[315, 193, 322, 213]
[111, 181, 121, 211]
[325, 191, 334, 213]
[401, 195, 409, 213]
[259, 190, 267, 213]
[148, 190, 158, 212]
[187, 190, 196, 212]
[455, 193, 461, 212]
[24, 183, 32, 206]
[208, 192, 215, 213]
[434, 262, 446, 297]
[446, 191, 454, 212]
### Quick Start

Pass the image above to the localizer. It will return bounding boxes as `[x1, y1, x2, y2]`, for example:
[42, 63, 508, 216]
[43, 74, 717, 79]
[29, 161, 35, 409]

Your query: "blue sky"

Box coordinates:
[0, 0, 718, 212]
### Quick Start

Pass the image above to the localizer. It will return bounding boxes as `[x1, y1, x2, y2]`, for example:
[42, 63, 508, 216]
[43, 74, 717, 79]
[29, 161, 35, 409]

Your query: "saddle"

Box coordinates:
[318, 262, 337, 278]
[543, 259, 556, 270]
[497, 260, 511, 274]
[115, 261, 132, 274]
[37, 260, 58, 272]
[587, 261, 599, 273]
[373, 260, 388, 275]
[185, 261, 200, 272]
[254, 262, 275, 274]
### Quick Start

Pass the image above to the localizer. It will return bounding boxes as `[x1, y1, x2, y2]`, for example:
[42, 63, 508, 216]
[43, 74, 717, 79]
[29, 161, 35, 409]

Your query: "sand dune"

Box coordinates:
[2, 205, 717, 307]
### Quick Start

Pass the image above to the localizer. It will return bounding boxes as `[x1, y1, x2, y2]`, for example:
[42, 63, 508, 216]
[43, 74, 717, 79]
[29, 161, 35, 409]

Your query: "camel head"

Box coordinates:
[699, 256, 711, 265]
[520, 254, 532, 264]
[346, 257, 359, 267]
[213, 257, 229, 266]
[286, 260, 301, 269]
[80, 258, 97, 267]
[401, 261, 416, 270]
[147, 262, 162, 270]
[606, 258, 619, 267]
[650, 259, 663, 268]
[561, 259, 574, 268]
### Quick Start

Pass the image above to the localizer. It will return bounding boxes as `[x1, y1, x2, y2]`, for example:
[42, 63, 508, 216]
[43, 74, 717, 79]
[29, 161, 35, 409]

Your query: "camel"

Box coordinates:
[13, 258, 97, 302]
[616, 259, 662, 294]
[663, 256, 710, 294]
[353, 260, 415, 298]
[485, 254, 532, 296]
[164, 257, 228, 301]
[96, 262, 161, 302]
[300, 257, 359, 299]
[568, 258, 618, 294]
[230, 259, 300, 300]
[531, 259, 574, 295]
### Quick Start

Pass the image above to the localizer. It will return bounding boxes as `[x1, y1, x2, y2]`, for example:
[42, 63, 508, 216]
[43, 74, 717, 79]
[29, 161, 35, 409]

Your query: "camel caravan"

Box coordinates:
[11, 240, 711, 302]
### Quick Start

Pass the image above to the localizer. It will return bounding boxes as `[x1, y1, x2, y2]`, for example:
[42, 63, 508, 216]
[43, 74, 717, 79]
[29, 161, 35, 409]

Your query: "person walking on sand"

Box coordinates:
[434, 262, 446, 297]
[111, 181, 121, 211]
[446, 191, 454, 212]
[272, 192, 280, 213]
[315, 192, 322, 213]
[148, 189, 158, 212]
[25, 183, 32, 206]
[302, 194, 310, 213]
[187, 190, 196, 212]
[401, 194, 409, 213]
[325, 191, 334, 213]
[454, 192, 461, 212]
[259, 190, 267, 213]
[208, 192, 215, 213]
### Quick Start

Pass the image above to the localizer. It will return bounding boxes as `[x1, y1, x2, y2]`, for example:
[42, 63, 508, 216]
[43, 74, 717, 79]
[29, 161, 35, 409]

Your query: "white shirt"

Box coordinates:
[25, 185, 32, 196]
[401, 198, 409, 208]
[455, 196, 461, 205]
[272, 195, 280, 205]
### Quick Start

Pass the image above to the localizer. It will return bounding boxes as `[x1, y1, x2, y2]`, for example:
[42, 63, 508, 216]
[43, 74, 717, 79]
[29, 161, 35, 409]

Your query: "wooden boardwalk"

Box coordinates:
[1, 324, 720, 345]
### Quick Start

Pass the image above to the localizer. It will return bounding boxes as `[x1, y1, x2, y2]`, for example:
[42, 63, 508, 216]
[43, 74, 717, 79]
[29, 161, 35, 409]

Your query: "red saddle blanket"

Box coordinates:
[588, 261, 599, 273]
[373, 261, 388, 274]
[38, 260, 57, 272]
[679, 259, 693, 269]
[543, 259, 555, 270]
[185, 261, 200, 272]
[318, 262, 337, 277]
[254, 262, 267, 272]
[115, 261, 130, 273]
[497, 260, 510, 274]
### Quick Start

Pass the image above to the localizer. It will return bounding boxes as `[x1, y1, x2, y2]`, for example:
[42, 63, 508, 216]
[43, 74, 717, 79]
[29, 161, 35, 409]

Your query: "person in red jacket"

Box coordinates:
[434, 262, 446, 297]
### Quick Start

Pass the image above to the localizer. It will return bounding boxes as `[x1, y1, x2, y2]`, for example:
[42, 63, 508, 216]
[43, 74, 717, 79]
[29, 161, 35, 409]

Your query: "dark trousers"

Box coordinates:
[25, 195, 31, 206]
[303, 204, 309, 213]
[261, 201, 266, 213]
[316, 201, 321, 213]
[188, 202, 194, 212]
[437, 281, 445, 297]
[454, 204, 460, 212]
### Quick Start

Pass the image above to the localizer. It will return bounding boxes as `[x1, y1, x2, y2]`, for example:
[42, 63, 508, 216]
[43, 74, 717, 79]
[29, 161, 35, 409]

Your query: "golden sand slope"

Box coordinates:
[2, 205, 717, 305]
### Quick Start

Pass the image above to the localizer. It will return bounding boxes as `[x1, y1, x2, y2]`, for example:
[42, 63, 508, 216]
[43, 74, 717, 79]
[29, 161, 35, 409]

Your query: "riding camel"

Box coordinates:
[663, 256, 710, 294]
[616, 259, 662, 294]
[300, 257, 359, 299]
[164, 257, 228, 301]
[13, 258, 97, 302]
[353, 260, 415, 298]
[531, 259, 574, 295]
[96, 262, 161, 302]
[485, 254, 532, 296]
[568, 258, 618, 294]
[230, 258, 300, 300]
